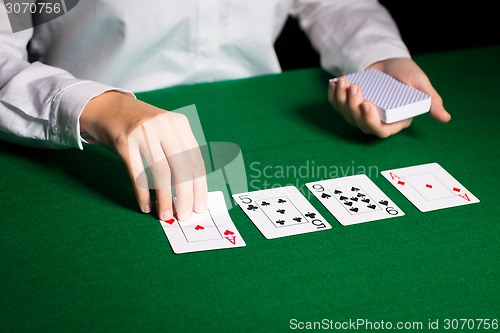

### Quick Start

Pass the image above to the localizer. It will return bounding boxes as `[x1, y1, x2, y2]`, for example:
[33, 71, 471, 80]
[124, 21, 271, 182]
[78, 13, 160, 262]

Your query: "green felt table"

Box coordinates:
[1, 46, 499, 333]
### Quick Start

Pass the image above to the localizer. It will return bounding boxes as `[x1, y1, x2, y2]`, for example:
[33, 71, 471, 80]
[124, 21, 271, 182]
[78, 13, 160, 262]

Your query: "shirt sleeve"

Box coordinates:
[0, 7, 133, 150]
[291, 0, 411, 76]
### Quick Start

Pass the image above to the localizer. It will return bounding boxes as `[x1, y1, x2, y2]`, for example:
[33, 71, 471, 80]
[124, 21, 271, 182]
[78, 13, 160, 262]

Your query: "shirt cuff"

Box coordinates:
[340, 42, 411, 75]
[49, 81, 135, 150]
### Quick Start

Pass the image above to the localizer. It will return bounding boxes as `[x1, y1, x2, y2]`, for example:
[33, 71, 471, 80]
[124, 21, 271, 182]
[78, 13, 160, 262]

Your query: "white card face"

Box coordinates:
[232, 186, 331, 239]
[381, 163, 480, 212]
[159, 191, 245, 254]
[306, 175, 404, 226]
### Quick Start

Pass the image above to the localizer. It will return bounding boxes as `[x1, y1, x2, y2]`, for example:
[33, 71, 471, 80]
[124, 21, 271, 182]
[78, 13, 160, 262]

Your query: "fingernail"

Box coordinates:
[350, 85, 358, 95]
[143, 204, 151, 213]
[194, 201, 207, 214]
[178, 211, 192, 222]
[361, 102, 370, 113]
[162, 210, 173, 220]
[193, 206, 207, 214]
[339, 78, 345, 89]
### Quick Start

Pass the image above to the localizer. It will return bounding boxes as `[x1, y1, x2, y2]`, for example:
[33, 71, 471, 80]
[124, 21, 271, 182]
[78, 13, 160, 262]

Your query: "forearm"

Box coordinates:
[0, 60, 131, 149]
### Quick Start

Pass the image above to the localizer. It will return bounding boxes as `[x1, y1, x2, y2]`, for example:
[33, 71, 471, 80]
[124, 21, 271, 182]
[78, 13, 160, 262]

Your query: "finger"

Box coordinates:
[429, 92, 451, 123]
[412, 79, 451, 123]
[193, 177, 208, 214]
[346, 84, 364, 127]
[123, 144, 152, 214]
[167, 137, 207, 216]
[169, 113, 208, 218]
[361, 102, 412, 138]
[360, 102, 380, 135]
[329, 81, 350, 122]
[328, 80, 337, 108]
[138, 125, 173, 221]
[336, 77, 357, 126]
[335, 77, 349, 105]
[192, 148, 208, 213]
[171, 154, 194, 222]
[152, 158, 173, 221]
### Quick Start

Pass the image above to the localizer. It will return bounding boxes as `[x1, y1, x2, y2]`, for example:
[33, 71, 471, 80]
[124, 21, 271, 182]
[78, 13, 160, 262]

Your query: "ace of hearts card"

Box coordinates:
[160, 191, 245, 254]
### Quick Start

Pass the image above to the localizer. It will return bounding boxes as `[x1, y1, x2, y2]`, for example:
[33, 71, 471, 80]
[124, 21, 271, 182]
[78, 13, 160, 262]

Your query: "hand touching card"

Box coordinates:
[381, 163, 479, 212]
[306, 175, 404, 226]
[159, 191, 245, 254]
[232, 186, 331, 239]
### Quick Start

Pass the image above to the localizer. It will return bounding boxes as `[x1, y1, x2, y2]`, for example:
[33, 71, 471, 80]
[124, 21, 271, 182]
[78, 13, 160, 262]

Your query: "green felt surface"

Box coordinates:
[1, 46, 499, 332]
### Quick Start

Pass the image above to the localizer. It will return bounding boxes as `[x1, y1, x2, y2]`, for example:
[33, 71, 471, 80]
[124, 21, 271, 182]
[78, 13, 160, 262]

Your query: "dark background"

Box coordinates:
[275, 1, 500, 70]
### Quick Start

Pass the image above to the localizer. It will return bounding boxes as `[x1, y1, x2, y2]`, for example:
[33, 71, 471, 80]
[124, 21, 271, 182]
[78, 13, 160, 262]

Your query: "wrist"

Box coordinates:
[80, 90, 130, 141]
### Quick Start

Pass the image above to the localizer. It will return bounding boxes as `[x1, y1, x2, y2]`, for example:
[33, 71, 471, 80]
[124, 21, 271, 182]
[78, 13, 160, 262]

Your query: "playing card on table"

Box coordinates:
[306, 175, 404, 226]
[381, 163, 480, 212]
[159, 191, 245, 254]
[232, 186, 331, 239]
[331, 69, 431, 123]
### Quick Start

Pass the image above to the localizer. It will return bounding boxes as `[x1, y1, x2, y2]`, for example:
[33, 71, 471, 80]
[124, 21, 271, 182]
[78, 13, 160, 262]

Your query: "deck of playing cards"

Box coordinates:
[331, 69, 431, 123]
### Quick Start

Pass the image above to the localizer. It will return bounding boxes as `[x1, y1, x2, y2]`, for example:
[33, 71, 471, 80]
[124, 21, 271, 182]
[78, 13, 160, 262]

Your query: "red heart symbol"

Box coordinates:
[224, 230, 235, 236]
[165, 218, 175, 225]
[195, 225, 205, 230]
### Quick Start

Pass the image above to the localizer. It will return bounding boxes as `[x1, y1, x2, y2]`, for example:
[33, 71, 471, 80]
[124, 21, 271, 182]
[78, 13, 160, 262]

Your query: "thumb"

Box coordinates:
[428, 89, 451, 123]
[413, 79, 451, 123]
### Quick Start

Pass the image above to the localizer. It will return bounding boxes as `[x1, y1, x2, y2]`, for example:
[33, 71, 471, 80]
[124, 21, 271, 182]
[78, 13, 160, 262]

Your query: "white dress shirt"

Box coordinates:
[0, 0, 410, 149]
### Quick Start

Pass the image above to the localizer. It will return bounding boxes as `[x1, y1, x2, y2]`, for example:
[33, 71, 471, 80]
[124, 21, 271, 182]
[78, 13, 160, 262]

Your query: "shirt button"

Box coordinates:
[51, 125, 60, 135]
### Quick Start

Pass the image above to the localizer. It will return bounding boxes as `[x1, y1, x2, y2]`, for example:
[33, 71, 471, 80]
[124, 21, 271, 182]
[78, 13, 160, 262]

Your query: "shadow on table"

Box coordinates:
[293, 100, 423, 142]
[0, 141, 138, 211]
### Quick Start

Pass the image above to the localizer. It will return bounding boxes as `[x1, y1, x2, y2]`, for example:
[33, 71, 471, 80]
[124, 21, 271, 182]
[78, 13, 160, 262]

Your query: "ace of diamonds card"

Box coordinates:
[381, 163, 480, 212]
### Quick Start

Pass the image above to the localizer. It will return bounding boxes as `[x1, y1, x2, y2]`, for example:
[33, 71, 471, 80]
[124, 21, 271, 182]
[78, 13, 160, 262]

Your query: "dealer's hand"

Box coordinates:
[328, 57, 451, 138]
[80, 91, 207, 221]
